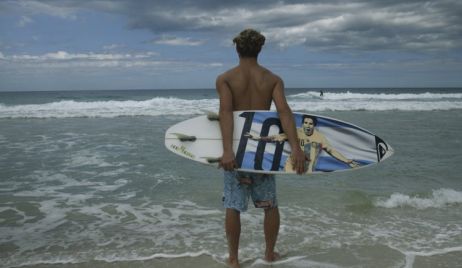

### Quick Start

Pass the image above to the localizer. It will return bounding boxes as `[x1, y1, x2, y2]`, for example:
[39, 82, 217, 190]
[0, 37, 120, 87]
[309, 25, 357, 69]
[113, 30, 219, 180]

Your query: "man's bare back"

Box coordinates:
[218, 59, 280, 111]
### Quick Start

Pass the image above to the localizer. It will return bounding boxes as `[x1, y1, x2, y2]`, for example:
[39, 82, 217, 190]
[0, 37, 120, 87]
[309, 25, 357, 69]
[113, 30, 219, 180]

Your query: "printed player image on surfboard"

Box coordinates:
[165, 111, 393, 175]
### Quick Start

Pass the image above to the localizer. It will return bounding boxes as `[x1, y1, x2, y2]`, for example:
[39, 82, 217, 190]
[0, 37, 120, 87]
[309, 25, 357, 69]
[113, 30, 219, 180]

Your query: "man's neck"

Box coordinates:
[239, 57, 258, 67]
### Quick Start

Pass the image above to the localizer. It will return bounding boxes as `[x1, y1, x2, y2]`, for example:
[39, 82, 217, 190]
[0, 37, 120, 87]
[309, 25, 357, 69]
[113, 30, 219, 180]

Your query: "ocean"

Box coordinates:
[1, 88, 461, 268]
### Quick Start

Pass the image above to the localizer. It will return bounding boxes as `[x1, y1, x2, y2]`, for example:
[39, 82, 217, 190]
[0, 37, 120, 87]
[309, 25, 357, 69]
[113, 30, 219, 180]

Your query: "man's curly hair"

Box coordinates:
[233, 29, 266, 58]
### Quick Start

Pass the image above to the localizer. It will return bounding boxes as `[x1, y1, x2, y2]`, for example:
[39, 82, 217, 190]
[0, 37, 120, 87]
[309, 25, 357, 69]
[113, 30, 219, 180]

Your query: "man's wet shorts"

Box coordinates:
[223, 171, 277, 212]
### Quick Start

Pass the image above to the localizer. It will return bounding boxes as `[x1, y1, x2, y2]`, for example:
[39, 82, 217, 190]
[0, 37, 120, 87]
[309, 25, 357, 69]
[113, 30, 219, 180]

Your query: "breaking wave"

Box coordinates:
[375, 188, 462, 209]
[1, 91, 461, 118]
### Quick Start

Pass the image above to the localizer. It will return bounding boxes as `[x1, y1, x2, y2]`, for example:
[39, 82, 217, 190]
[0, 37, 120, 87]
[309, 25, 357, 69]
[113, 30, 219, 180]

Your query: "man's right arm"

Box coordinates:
[216, 74, 236, 171]
[271, 77, 306, 174]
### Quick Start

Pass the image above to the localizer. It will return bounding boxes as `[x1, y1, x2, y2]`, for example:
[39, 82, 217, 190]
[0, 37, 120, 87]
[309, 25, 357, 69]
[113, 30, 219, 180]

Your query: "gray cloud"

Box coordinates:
[3, 0, 462, 51]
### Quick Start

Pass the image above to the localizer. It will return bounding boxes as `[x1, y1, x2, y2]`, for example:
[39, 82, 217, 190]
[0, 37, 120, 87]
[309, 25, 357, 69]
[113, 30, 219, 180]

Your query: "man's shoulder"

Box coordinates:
[217, 67, 240, 85]
[218, 66, 239, 77]
[259, 65, 281, 80]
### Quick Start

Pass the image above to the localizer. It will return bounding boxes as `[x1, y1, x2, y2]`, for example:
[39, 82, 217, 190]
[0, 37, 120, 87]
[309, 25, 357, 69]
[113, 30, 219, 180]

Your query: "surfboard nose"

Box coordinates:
[381, 144, 394, 161]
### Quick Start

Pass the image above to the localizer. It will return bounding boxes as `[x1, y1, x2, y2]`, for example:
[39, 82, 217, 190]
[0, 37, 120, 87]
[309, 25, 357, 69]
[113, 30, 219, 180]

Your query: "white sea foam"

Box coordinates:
[404, 246, 462, 257]
[7, 256, 82, 267]
[4, 251, 215, 268]
[1, 91, 461, 118]
[251, 256, 341, 268]
[375, 188, 462, 209]
[289, 100, 462, 111]
[0, 194, 225, 267]
[65, 149, 127, 169]
[95, 250, 212, 262]
[3, 196, 461, 268]
[0, 97, 218, 118]
[290, 91, 462, 100]
[389, 245, 462, 268]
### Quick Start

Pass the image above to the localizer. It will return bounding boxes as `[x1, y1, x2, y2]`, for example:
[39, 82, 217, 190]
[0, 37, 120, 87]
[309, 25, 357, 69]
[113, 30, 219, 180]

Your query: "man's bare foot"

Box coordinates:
[264, 251, 281, 262]
[226, 257, 240, 268]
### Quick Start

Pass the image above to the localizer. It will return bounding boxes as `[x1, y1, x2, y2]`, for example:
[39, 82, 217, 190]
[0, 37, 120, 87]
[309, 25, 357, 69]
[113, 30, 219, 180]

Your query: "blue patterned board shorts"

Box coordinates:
[223, 171, 277, 212]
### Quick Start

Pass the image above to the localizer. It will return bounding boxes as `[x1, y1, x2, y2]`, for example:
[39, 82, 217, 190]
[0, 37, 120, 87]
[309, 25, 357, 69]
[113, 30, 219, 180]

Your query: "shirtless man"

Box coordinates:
[216, 29, 305, 268]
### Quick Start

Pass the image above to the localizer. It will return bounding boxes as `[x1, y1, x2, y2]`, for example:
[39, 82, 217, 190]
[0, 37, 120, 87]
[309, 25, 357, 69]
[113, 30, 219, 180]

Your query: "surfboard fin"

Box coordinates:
[203, 157, 221, 164]
[172, 133, 197, 142]
[206, 112, 220, 121]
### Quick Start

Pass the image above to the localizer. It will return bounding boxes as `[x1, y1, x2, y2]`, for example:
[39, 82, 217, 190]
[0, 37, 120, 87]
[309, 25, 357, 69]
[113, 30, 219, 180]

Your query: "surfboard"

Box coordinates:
[165, 111, 393, 174]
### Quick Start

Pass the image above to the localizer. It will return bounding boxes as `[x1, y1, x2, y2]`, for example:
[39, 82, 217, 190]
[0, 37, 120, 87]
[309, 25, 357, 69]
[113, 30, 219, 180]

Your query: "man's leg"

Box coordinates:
[264, 206, 280, 262]
[226, 208, 241, 268]
[223, 171, 249, 268]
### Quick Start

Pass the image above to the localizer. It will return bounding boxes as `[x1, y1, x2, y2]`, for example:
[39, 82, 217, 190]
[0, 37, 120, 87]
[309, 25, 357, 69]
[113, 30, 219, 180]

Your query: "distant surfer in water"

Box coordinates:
[247, 115, 359, 173]
[216, 29, 305, 268]
[320, 90, 324, 97]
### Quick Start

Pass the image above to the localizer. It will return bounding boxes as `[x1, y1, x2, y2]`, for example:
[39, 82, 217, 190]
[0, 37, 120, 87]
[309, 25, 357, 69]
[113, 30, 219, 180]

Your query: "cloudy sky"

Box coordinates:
[0, 0, 461, 91]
